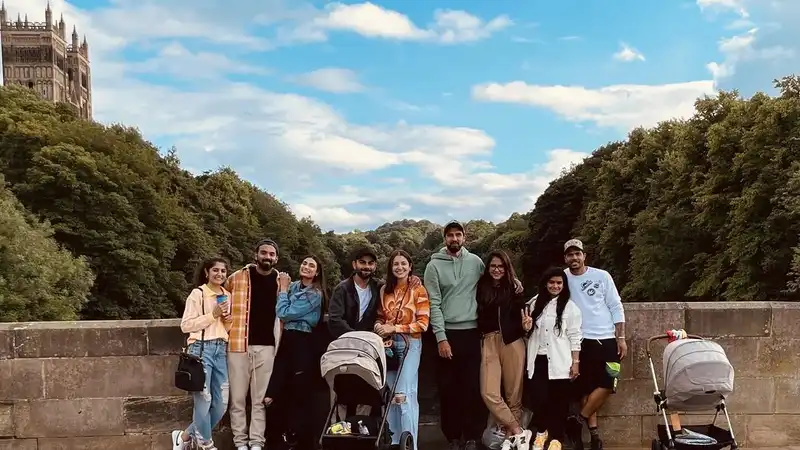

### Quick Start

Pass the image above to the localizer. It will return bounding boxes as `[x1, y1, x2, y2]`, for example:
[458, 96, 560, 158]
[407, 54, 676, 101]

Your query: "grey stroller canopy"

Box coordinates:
[320, 331, 387, 392]
[662, 338, 735, 411]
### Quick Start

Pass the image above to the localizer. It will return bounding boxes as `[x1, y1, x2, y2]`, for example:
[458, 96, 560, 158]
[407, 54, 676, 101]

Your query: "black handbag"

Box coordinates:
[175, 289, 206, 392]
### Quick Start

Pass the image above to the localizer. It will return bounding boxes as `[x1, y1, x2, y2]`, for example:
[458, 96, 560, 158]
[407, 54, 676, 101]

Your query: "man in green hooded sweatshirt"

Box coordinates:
[424, 220, 523, 450]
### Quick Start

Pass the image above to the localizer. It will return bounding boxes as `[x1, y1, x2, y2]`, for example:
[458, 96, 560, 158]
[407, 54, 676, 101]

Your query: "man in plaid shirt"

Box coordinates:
[226, 239, 283, 450]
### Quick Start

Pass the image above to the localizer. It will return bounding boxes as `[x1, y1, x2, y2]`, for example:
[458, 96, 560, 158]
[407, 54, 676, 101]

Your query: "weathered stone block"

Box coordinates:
[633, 338, 666, 380]
[0, 402, 13, 437]
[757, 339, 800, 378]
[14, 322, 148, 358]
[0, 359, 43, 400]
[43, 356, 183, 399]
[124, 396, 192, 433]
[593, 416, 643, 447]
[747, 414, 800, 446]
[685, 302, 771, 338]
[13, 398, 124, 438]
[600, 379, 655, 417]
[146, 320, 185, 355]
[775, 378, 800, 413]
[725, 378, 774, 414]
[38, 435, 152, 450]
[642, 413, 746, 447]
[0, 329, 14, 360]
[625, 303, 686, 340]
[770, 302, 800, 339]
[0, 439, 37, 450]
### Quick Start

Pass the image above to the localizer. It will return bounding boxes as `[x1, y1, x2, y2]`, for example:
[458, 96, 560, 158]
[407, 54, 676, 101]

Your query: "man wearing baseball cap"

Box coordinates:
[425, 220, 524, 450]
[562, 239, 626, 450]
[328, 246, 383, 338]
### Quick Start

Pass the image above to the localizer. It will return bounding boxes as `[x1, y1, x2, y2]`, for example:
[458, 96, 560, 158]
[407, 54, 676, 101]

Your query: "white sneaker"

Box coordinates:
[236, 446, 248, 450]
[501, 438, 514, 450]
[171, 430, 188, 450]
[516, 430, 534, 450]
[251, 446, 263, 450]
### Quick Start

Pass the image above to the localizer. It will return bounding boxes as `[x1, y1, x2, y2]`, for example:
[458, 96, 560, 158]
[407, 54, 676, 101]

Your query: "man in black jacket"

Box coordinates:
[328, 247, 383, 338]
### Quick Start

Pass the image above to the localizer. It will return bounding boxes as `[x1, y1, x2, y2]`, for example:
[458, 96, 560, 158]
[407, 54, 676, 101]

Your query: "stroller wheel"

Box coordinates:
[399, 431, 413, 450]
[651, 439, 662, 450]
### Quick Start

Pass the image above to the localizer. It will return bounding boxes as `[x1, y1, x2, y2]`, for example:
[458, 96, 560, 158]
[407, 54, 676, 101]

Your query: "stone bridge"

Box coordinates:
[0, 302, 797, 449]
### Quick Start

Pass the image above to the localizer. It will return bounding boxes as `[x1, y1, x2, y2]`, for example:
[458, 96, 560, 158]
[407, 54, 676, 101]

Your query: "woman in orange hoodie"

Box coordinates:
[374, 249, 430, 450]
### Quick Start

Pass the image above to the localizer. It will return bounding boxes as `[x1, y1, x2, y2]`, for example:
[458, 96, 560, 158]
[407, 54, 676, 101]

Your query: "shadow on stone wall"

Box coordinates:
[0, 302, 798, 449]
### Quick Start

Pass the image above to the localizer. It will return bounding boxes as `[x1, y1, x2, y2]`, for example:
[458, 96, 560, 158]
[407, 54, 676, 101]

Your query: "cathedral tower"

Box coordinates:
[0, 2, 92, 119]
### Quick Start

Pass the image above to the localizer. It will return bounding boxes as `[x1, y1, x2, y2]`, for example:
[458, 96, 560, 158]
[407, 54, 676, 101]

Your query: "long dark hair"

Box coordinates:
[530, 266, 571, 335]
[477, 250, 517, 307]
[384, 249, 414, 295]
[193, 256, 230, 287]
[300, 254, 330, 314]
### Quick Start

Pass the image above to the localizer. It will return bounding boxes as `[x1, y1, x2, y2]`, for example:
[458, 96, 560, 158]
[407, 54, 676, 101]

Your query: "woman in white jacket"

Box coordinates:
[522, 267, 583, 450]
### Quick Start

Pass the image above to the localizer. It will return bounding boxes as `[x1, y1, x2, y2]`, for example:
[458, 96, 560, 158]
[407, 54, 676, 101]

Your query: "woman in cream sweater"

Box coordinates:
[172, 257, 234, 450]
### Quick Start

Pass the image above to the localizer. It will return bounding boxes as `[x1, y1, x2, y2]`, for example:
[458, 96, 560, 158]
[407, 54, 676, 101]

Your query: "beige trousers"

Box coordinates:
[228, 345, 275, 447]
[480, 332, 526, 429]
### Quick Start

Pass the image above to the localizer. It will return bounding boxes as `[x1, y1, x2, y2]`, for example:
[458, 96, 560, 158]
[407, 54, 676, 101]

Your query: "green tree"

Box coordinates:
[0, 175, 94, 321]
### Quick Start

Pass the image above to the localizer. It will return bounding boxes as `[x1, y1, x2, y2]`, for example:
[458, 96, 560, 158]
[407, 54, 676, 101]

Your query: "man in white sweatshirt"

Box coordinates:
[561, 239, 627, 450]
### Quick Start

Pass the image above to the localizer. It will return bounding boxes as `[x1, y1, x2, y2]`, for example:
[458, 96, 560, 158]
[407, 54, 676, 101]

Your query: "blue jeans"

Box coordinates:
[386, 335, 422, 450]
[186, 339, 229, 446]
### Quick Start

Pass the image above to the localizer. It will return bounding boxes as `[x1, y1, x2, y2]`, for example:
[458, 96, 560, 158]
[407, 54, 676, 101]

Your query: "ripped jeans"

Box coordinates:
[186, 338, 229, 446]
[387, 334, 422, 450]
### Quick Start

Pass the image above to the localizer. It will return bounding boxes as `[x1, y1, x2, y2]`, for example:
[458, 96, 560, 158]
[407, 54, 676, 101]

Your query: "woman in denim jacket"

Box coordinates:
[263, 255, 328, 450]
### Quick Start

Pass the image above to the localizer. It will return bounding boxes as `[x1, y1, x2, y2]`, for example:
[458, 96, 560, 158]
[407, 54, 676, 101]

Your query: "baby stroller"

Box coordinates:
[318, 331, 414, 450]
[645, 332, 739, 450]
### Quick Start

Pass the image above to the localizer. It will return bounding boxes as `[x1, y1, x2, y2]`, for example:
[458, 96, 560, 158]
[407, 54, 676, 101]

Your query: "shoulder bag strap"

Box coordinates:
[196, 288, 205, 357]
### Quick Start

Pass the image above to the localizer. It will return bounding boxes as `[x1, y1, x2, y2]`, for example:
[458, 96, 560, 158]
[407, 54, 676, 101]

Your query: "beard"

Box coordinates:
[356, 268, 374, 280]
[447, 242, 462, 253]
[257, 259, 275, 271]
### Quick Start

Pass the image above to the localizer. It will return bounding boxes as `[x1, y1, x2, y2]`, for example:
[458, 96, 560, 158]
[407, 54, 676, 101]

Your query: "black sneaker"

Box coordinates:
[448, 440, 462, 450]
[464, 440, 479, 450]
[590, 436, 603, 450]
[566, 416, 584, 450]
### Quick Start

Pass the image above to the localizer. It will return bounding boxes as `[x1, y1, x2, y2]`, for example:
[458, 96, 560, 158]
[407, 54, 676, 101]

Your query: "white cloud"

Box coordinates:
[471, 80, 716, 130]
[129, 42, 270, 79]
[612, 42, 645, 62]
[293, 2, 513, 44]
[706, 26, 795, 83]
[696, 0, 749, 18]
[289, 148, 590, 231]
[288, 68, 366, 93]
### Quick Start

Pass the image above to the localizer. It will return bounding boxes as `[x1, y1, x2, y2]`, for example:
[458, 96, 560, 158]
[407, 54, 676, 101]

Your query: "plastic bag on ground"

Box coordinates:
[482, 408, 533, 450]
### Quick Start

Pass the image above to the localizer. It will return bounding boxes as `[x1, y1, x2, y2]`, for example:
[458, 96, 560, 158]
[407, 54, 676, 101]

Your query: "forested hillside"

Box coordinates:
[0, 76, 798, 322]
[522, 76, 800, 302]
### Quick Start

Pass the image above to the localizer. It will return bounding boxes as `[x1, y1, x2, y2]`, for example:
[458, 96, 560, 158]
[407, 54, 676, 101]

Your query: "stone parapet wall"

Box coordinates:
[0, 302, 797, 449]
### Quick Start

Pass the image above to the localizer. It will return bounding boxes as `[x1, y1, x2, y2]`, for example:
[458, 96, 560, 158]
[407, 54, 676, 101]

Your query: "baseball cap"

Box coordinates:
[255, 238, 279, 254]
[564, 238, 584, 253]
[352, 246, 378, 262]
[443, 220, 465, 235]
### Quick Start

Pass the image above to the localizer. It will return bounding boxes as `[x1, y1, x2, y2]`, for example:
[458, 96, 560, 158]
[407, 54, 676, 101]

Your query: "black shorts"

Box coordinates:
[576, 338, 621, 396]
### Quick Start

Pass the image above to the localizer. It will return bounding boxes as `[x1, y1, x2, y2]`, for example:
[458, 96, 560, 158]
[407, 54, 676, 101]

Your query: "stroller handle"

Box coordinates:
[645, 333, 704, 357]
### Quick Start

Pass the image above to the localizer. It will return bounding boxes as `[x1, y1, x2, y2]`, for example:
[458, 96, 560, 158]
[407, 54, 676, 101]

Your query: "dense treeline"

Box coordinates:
[522, 76, 800, 302]
[0, 76, 798, 322]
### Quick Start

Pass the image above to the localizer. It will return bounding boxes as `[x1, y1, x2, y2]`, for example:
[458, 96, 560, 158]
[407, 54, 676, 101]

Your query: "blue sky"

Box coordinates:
[4, 0, 798, 232]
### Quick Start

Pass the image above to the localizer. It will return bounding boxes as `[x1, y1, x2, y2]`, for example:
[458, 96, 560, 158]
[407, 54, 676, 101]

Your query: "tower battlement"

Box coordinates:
[0, 1, 92, 119]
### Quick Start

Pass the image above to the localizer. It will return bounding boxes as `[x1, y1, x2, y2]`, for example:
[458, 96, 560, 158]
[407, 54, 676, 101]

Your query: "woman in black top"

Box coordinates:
[477, 250, 533, 450]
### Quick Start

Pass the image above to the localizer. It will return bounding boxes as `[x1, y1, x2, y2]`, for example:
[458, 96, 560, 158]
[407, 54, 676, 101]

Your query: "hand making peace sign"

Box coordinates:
[521, 306, 533, 332]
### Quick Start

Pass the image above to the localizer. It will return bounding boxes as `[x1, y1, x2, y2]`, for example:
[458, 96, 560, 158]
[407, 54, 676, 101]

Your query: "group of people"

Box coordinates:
[171, 220, 627, 450]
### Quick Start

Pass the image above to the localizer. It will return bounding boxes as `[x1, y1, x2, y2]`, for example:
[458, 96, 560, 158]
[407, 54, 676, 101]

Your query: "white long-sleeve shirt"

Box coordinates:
[564, 267, 625, 340]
